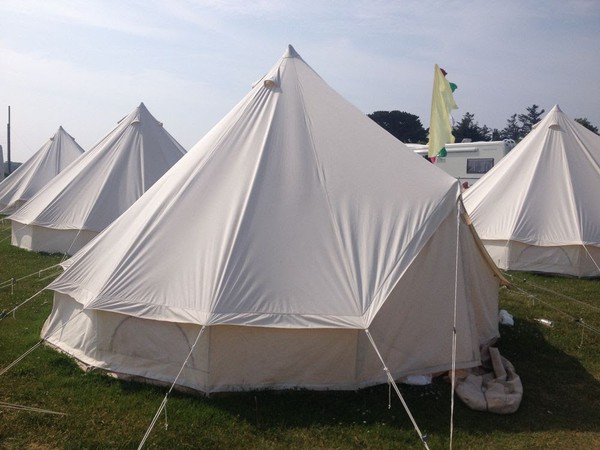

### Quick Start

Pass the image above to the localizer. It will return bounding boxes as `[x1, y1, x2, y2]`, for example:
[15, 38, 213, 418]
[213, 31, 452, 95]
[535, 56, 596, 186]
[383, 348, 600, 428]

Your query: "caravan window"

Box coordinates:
[466, 158, 494, 174]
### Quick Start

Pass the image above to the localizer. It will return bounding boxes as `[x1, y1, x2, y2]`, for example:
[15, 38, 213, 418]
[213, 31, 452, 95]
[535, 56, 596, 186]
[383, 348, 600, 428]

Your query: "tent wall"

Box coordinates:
[44, 293, 367, 392]
[363, 209, 500, 379]
[12, 221, 97, 255]
[483, 239, 600, 277]
[42, 209, 500, 394]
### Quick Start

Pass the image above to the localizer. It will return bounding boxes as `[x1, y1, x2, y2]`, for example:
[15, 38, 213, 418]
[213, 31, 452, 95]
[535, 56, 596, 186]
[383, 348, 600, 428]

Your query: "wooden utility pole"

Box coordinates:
[6, 106, 11, 175]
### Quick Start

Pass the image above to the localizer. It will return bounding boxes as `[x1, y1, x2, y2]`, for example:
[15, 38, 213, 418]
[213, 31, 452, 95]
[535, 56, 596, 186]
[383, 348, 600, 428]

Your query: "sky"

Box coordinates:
[1, 0, 599, 162]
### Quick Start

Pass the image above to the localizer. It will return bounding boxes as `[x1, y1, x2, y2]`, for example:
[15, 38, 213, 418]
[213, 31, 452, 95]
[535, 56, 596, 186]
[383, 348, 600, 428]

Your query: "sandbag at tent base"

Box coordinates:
[454, 346, 523, 414]
[484, 240, 600, 278]
[11, 221, 97, 255]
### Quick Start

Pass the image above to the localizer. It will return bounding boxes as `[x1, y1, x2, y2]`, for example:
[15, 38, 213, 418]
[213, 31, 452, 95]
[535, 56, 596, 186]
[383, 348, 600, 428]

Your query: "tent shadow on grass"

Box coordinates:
[2, 312, 598, 448]
[194, 318, 600, 440]
[482, 319, 600, 433]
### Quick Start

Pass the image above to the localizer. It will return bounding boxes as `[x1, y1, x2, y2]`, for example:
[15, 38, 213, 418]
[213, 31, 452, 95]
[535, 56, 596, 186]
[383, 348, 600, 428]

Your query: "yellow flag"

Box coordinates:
[428, 64, 458, 160]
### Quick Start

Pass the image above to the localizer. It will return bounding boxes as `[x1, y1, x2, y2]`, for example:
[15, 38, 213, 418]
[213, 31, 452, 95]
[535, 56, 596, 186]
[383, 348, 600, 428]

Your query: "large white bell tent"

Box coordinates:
[43, 46, 503, 396]
[0, 126, 84, 214]
[9, 103, 186, 255]
[463, 105, 600, 277]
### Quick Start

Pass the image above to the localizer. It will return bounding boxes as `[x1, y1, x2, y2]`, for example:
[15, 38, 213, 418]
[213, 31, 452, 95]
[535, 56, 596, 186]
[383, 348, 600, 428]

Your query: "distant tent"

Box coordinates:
[10, 103, 186, 254]
[43, 46, 502, 395]
[0, 127, 84, 214]
[463, 105, 600, 277]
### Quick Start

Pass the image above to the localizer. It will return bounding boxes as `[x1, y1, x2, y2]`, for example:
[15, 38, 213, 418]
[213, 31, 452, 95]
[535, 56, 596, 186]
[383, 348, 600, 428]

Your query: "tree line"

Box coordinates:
[368, 105, 599, 144]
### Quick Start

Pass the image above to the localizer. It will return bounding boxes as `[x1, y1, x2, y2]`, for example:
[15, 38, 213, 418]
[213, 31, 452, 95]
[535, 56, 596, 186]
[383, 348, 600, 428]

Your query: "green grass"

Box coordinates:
[1, 221, 599, 449]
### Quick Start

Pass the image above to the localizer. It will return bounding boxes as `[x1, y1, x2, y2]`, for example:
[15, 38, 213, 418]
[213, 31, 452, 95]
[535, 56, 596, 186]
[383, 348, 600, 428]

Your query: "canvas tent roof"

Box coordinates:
[0, 126, 84, 214]
[9, 103, 186, 253]
[43, 45, 501, 394]
[463, 105, 600, 276]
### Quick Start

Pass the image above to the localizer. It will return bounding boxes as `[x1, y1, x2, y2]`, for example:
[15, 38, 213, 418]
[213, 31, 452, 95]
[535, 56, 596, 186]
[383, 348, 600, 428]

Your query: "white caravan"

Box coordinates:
[407, 140, 515, 185]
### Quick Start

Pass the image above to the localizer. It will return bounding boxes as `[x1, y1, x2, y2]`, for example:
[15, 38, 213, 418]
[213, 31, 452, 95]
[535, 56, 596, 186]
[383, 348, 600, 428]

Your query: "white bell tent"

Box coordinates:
[463, 105, 600, 277]
[43, 46, 502, 395]
[9, 103, 186, 255]
[0, 126, 84, 214]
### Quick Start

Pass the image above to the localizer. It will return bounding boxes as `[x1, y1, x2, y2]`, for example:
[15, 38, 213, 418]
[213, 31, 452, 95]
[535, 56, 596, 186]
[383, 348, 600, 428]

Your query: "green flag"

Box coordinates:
[428, 65, 458, 161]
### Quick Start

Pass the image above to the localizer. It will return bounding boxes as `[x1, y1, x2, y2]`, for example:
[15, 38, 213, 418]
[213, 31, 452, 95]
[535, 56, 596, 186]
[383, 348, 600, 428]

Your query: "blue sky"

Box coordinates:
[1, 0, 599, 161]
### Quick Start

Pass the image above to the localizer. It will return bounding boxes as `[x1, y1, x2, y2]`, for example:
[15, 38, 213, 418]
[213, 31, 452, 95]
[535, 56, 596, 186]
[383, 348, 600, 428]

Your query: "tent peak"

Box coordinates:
[51, 126, 64, 140]
[132, 103, 153, 124]
[283, 44, 300, 59]
[137, 102, 150, 115]
[546, 105, 564, 130]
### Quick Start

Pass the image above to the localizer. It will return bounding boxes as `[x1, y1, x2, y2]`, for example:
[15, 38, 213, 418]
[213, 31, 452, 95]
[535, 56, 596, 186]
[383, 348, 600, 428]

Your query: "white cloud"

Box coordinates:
[1, 0, 176, 38]
[0, 0, 598, 164]
[0, 47, 230, 160]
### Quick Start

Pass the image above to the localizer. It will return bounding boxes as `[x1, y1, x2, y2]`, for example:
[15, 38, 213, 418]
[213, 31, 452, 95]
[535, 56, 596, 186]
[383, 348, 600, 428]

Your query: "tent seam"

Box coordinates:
[294, 61, 363, 316]
[211, 86, 280, 312]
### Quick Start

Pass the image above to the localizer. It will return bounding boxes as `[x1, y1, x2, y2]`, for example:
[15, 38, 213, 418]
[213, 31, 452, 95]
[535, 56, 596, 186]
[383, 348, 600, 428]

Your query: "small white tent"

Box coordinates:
[463, 105, 600, 277]
[9, 103, 186, 254]
[0, 126, 84, 214]
[43, 46, 502, 394]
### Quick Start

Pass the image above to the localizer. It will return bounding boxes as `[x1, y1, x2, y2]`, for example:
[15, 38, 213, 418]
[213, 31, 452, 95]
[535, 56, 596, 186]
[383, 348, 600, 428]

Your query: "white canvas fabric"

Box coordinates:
[463, 105, 600, 277]
[43, 45, 501, 393]
[9, 103, 186, 254]
[0, 126, 84, 214]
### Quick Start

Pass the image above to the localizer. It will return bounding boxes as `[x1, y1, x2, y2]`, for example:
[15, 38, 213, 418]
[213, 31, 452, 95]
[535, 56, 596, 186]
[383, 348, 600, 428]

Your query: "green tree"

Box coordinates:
[452, 112, 490, 142]
[500, 114, 521, 141]
[575, 117, 599, 134]
[518, 104, 545, 137]
[490, 128, 502, 140]
[480, 125, 496, 141]
[367, 110, 427, 143]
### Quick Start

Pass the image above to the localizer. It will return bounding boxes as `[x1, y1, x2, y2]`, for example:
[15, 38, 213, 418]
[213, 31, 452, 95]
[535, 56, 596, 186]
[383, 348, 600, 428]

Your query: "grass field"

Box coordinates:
[1, 220, 599, 449]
